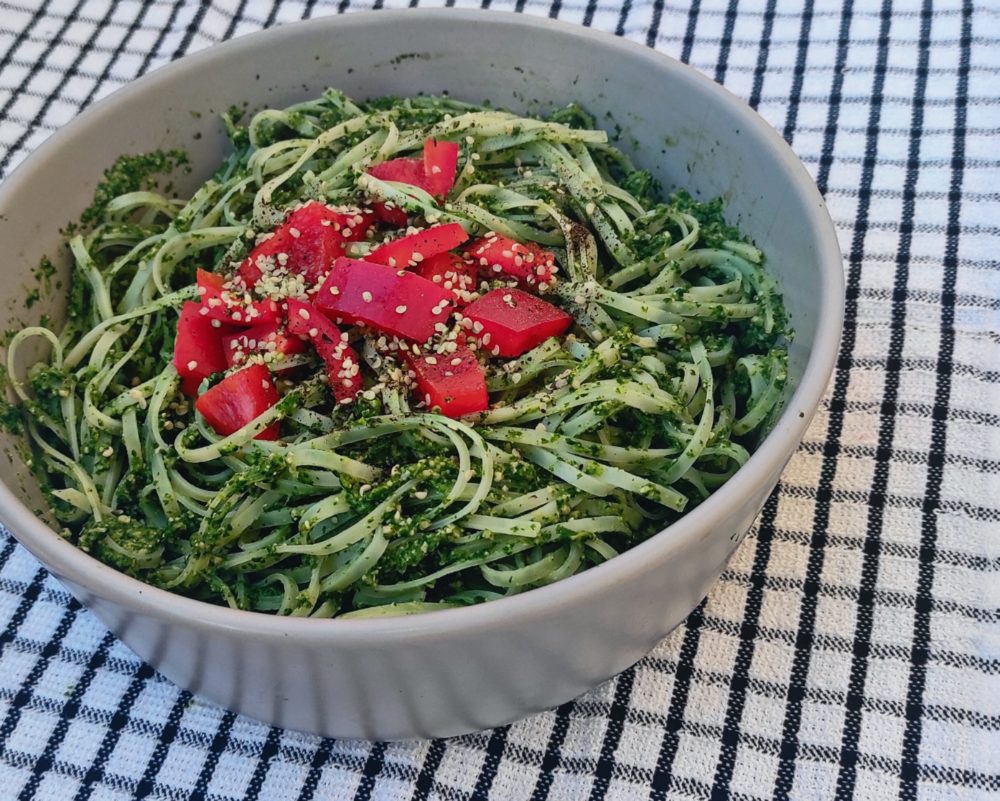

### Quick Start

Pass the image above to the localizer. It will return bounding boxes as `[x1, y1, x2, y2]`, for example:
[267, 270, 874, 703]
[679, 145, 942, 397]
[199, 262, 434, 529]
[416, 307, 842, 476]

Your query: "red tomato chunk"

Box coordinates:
[463, 234, 556, 287]
[367, 157, 426, 188]
[403, 345, 488, 418]
[286, 299, 362, 402]
[422, 139, 459, 198]
[315, 257, 453, 343]
[365, 138, 460, 225]
[416, 252, 478, 305]
[368, 140, 459, 200]
[463, 288, 573, 358]
[366, 223, 469, 268]
[222, 321, 306, 368]
[367, 159, 425, 227]
[197, 268, 279, 327]
[237, 201, 373, 289]
[195, 363, 280, 441]
[370, 202, 409, 228]
[174, 301, 235, 397]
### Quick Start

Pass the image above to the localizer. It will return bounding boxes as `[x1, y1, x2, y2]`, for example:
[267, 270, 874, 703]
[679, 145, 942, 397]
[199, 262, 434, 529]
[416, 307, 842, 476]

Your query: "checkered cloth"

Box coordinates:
[0, 1, 997, 799]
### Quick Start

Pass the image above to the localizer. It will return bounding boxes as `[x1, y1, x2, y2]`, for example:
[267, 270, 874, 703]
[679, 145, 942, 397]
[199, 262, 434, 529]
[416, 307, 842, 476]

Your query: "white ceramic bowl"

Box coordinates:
[0, 10, 842, 739]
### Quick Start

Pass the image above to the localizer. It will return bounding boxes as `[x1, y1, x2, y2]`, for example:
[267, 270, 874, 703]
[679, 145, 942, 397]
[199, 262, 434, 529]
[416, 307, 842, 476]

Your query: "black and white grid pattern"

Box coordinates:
[1, 1, 998, 799]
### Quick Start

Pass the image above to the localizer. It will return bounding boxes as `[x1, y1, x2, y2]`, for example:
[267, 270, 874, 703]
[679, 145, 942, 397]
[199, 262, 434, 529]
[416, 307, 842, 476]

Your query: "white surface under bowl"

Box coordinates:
[0, 10, 843, 739]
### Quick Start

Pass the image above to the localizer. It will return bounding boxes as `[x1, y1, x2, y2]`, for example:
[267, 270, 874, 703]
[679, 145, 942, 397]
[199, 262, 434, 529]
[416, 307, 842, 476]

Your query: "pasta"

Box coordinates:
[3, 90, 789, 618]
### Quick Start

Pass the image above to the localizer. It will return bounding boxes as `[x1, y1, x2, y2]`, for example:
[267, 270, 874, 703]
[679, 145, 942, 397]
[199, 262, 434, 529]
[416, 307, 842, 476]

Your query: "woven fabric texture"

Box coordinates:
[0, 1, 997, 800]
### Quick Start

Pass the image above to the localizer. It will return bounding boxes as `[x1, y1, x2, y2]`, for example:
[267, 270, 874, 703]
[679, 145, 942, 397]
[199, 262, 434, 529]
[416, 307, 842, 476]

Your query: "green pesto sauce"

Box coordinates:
[6, 89, 791, 618]
[80, 150, 189, 228]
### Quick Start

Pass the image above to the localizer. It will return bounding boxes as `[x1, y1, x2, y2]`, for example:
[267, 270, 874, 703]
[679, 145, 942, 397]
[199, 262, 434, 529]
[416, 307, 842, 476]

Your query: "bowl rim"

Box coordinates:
[0, 9, 844, 644]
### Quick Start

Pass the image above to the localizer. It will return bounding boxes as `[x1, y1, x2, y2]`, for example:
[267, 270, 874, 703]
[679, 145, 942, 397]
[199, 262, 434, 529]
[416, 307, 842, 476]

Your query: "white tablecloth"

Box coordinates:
[0, 1, 996, 799]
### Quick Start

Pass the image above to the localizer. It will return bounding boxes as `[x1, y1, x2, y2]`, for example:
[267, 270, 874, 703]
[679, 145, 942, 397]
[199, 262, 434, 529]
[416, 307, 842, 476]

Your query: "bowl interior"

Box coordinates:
[0, 11, 838, 599]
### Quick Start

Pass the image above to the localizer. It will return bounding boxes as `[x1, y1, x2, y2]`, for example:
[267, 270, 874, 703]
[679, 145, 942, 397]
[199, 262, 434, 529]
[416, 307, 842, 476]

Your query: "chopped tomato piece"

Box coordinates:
[173, 301, 236, 397]
[463, 288, 572, 358]
[237, 201, 374, 289]
[367, 223, 469, 268]
[422, 139, 459, 198]
[371, 202, 409, 228]
[286, 298, 362, 402]
[222, 321, 306, 368]
[463, 234, 556, 287]
[195, 363, 280, 440]
[197, 268, 280, 326]
[315, 257, 454, 343]
[368, 157, 426, 187]
[416, 252, 479, 305]
[197, 267, 226, 297]
[365, 139, 460, 225]
[403, 345, 488, 418]
[367, 158, 425, 227]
